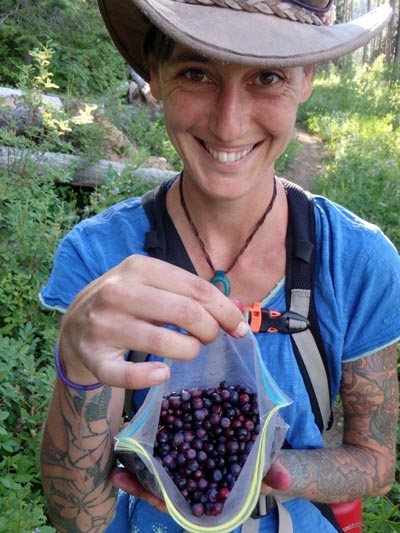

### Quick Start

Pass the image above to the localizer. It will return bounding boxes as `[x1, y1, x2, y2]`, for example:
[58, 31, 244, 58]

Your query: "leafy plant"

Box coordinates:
[299, 56, 400, 249]
[0, 1, 126, 97]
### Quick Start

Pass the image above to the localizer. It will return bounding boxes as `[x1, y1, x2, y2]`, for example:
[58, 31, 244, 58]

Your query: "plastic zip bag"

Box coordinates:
[115, 329, 291, 533]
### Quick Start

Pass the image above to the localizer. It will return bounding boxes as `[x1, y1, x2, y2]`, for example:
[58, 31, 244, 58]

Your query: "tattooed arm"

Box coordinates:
[40, 378, 125, 532]
[262, 343, 398, 502]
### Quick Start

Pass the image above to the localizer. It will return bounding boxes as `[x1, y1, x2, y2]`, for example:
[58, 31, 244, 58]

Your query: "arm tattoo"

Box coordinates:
[277, 344, 398, 503]
[341, 345, 398, 454]
[41, 385, 118, 532]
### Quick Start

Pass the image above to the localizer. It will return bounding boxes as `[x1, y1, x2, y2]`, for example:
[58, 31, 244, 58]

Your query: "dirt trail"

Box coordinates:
[284, 124, 326, 191]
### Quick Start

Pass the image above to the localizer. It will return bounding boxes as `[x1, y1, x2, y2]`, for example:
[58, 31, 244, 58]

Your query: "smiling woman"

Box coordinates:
[39, 1, 399, 532]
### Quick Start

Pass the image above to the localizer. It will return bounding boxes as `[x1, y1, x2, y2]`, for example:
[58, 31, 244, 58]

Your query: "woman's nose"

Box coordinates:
[211, 85, 248, 142]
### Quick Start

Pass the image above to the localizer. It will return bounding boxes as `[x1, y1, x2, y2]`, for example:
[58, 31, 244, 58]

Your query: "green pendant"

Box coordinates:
[210, 270, 231, 296]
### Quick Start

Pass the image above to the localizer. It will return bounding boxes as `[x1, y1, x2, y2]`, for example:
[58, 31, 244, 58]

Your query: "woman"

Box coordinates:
[39, 1, 399, 532]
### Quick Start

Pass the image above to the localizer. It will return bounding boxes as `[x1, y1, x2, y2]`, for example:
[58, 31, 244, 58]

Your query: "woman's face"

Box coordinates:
[150, 44, 313, 200]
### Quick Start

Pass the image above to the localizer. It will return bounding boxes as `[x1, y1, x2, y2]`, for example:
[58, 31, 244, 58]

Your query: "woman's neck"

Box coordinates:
[166, 176, 288, 303]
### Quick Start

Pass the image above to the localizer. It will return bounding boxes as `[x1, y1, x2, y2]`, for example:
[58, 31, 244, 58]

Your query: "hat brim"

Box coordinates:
[98, 0, 392, 81]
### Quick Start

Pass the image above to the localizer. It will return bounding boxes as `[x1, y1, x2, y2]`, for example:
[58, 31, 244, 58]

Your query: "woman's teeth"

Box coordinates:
[206, 145, 253, 163]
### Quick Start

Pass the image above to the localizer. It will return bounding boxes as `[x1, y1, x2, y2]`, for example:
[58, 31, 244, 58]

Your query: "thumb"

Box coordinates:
[262, 460, 292, 492]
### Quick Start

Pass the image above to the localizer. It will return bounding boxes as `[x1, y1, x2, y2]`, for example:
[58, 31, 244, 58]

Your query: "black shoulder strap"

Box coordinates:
[282, 178, 332, 432]
[141, 183, 168, 260]
[141, 180, 196, 272]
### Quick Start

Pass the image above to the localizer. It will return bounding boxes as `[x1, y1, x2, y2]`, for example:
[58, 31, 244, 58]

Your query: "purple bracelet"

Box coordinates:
[54, 340, 104, 391]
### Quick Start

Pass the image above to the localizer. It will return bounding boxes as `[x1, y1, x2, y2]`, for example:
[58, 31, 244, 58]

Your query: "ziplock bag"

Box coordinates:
[115, 328, 291, 533]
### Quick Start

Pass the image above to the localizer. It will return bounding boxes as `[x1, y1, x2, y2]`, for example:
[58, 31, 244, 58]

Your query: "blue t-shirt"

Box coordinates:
[40, 185, 400, 533]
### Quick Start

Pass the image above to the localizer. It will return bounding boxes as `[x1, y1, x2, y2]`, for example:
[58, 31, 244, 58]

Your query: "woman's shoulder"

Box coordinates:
[65, 196, 150, 252]
[312, 194, 398, 260]
[311, 194, 399, 361]
[78, 196, 147, 230]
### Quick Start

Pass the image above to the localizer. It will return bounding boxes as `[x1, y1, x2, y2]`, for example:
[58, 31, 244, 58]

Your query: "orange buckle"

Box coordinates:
[243, 302, 262, 333]
[243, 303, 283, 333]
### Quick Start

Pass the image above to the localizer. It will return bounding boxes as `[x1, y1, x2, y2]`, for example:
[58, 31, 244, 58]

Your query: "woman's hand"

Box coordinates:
[110, 467, 169, 514]
[261, 459, 292, 495]
[58, 255, 248, 390]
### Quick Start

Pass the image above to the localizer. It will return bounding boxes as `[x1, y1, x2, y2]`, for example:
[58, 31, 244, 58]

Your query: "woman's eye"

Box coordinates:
[255, 72, 282, 86]
[183, 69, 209, 83]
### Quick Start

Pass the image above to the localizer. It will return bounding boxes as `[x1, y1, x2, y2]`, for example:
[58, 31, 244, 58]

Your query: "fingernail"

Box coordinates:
[230, 297, 244, 312]
[234, 321, 249, 338]
[151, 366, 170, 383]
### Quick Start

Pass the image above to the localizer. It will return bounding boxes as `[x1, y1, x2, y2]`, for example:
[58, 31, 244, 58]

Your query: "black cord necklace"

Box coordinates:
[179, 175, 278, 296]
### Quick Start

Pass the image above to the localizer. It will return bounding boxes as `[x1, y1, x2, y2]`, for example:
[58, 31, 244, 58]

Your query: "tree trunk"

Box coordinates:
[395, 1, 400, 60]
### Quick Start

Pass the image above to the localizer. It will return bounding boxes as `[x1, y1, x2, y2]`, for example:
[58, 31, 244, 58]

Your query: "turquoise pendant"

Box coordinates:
[210, 270, 231, 296]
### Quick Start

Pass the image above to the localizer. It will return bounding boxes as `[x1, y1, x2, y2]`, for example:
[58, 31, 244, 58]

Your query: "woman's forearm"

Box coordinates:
[269, 443, 395, 504]
[265, 346, 398, 504]
[40, 379, 125, 532]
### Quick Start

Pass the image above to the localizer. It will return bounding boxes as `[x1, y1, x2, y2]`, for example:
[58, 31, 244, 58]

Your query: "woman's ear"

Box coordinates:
[299, 65, 314, 103]
[149, 60, 162, 101]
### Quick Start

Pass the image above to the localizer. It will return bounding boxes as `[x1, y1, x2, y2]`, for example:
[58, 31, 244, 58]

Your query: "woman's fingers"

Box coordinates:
[261, 459, 292, 494]
[97, 360, 170, 389]
[111, 256, 248, 341]
[110, 467, 168, 514]
[59, 256, 248, 389]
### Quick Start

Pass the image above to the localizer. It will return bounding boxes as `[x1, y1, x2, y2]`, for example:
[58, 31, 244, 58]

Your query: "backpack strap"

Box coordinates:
[283, 178, 333, 432]
[245, 180, 332, 433]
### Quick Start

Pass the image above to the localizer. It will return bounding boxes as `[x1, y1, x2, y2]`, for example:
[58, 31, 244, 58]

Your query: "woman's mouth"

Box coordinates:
[203, 143, 255, 163]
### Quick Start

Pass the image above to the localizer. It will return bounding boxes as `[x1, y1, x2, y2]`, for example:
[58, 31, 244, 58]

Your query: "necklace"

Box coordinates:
[179, 175, 278, 296]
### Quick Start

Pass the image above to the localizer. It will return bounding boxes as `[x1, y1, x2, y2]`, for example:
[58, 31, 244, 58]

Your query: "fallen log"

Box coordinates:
[0, 145, 177, 188]
[0, 87, 64, 110]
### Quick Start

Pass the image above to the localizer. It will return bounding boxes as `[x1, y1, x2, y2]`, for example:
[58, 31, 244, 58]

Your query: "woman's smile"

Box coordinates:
[201, 141, 256, 164]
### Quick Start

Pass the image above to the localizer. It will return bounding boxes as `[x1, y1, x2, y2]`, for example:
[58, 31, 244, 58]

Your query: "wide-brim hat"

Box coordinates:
[98, 0, 392, 81]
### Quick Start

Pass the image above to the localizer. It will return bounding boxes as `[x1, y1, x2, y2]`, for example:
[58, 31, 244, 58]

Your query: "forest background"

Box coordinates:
[0, 0, 399, 531]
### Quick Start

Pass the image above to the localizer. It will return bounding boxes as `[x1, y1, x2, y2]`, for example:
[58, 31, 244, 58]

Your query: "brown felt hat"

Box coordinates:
[98, 0, 392, 81]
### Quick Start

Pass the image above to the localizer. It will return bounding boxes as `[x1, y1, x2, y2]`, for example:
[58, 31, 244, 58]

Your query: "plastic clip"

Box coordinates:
[251, 495, 276, 518]
[243, 303, 310, 334]
[243, 301, 262, 333]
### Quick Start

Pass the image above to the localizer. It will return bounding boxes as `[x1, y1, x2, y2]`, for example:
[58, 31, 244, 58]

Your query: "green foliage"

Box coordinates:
[363, 497, 400, 532]
[0, 0, 126, 96]
[299, 56, 400, 249]
[276, 137, 301, 175]
[0, 47, 82, 531]
[107, 104, 182, 170]
[86, 157, 157, 216]
[0, 164, 75, 531]
[2, 43, 112, 164]
[0, 328, 56, 532]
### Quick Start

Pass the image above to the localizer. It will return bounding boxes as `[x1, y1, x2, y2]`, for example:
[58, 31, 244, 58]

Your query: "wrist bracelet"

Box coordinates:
[54, 340, 104, 391]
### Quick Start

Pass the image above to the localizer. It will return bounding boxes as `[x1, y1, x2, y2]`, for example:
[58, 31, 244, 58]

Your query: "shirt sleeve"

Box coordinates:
[341, 228, 400, 360]
[39, 198, 149, 312]
[314, 197, 400, 363]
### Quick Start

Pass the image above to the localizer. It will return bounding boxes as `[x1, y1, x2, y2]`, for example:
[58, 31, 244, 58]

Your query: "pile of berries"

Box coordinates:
[154, 381, 260, 517]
